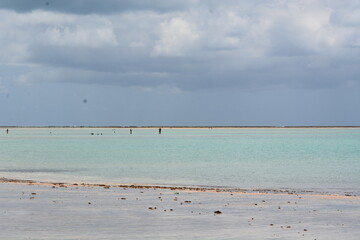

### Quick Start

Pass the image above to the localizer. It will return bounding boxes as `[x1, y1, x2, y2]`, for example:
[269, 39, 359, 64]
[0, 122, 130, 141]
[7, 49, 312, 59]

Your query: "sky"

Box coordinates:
[0, 0, 359, 126]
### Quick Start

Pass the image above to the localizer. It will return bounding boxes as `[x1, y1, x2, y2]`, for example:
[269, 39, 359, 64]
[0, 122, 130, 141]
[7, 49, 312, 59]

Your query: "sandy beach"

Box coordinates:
[1, 178, 359, 240]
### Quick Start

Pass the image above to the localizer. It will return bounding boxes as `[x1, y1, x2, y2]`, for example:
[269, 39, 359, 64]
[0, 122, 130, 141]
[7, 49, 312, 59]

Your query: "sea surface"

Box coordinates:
[1, 128, 359, 194]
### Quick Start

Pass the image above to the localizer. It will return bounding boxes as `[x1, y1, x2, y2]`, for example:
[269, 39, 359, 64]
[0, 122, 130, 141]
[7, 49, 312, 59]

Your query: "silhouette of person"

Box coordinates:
[130, 129, 132, 135]
[159, 128, 161, 134]
[6, 129, 9, 134]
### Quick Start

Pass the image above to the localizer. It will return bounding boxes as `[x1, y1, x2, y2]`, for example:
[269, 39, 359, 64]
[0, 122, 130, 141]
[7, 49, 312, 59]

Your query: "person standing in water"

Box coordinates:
[130, 129, 133, 135]
[158, 128, 161, 134]
[6, 129, 9, 134]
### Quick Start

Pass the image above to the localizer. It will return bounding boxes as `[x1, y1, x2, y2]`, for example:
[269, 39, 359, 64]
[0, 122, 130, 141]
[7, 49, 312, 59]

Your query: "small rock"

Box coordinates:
[214, 210, 222, 214]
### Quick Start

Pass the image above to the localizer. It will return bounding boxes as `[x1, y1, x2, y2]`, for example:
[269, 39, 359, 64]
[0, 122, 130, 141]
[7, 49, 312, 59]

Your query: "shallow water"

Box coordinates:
[1, 128, 359, 194]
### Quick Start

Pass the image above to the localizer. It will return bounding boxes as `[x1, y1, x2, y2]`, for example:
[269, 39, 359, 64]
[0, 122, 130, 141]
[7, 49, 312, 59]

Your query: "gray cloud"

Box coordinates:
[0, 0, 190, 14]
[1, 0, 360, 92]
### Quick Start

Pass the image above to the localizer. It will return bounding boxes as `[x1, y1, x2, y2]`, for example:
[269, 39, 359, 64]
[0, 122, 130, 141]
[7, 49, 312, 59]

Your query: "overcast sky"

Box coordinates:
[0, 0, 359, 126]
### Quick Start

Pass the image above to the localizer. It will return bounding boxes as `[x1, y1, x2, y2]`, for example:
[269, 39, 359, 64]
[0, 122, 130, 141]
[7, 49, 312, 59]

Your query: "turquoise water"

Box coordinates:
[1, 128, 359, 193]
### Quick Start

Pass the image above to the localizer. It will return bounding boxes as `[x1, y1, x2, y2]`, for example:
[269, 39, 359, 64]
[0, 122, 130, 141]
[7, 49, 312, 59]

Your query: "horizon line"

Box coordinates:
[1, 126, 360, 128]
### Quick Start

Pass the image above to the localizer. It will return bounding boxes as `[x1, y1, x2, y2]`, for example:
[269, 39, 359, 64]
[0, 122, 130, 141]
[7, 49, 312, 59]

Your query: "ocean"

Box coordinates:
[1, 128, 359, 194]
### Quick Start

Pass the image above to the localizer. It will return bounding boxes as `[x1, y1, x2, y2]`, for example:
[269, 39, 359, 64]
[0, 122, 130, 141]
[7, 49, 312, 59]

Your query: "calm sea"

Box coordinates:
[1, 128, 359, 194]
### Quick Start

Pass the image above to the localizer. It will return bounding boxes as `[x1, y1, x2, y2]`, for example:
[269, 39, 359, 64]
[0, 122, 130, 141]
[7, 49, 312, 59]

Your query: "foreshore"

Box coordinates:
[1, 177, 359, 239]
[0, 177, 358, 198]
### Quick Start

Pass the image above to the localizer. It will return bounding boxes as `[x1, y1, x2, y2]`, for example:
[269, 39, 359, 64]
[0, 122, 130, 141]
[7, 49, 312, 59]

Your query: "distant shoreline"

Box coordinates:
[1, 126, 360, 129]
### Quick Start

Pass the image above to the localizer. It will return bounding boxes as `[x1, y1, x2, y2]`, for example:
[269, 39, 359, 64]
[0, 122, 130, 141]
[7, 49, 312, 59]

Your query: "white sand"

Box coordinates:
[1, 182, 359, 240]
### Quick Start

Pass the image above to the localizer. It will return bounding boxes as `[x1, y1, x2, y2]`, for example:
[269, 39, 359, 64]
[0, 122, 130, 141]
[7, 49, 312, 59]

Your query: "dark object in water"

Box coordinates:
[214, 210, 222, 214]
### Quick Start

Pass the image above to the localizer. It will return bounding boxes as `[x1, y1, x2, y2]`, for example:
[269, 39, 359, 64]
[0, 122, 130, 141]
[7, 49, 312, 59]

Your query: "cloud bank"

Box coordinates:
[0, 0, 359, 91]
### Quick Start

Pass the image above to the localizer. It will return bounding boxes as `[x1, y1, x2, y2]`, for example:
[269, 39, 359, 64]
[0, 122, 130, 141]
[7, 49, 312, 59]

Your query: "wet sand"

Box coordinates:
[1, 179, 360, 240]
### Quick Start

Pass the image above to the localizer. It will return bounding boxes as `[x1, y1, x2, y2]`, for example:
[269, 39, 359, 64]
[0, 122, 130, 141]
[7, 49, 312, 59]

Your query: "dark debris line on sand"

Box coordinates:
[0, 177, 355, 197]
